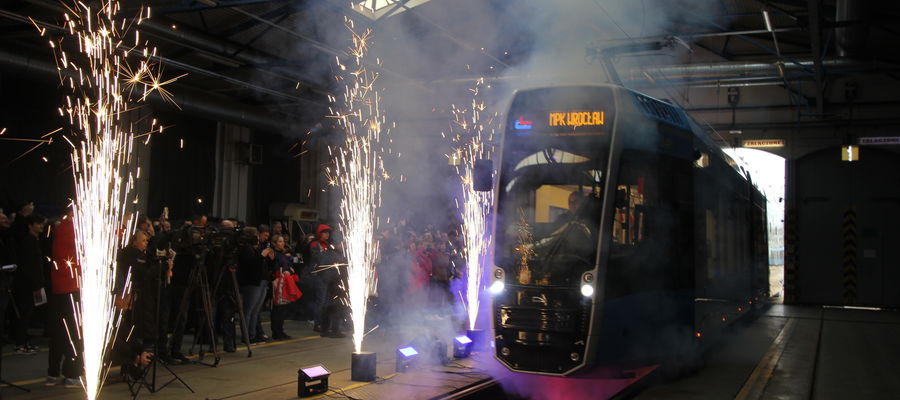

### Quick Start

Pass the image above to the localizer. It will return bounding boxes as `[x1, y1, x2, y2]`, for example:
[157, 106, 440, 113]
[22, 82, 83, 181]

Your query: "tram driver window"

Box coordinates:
[518, 186, 601, 286]
[499, 148, 605, 287]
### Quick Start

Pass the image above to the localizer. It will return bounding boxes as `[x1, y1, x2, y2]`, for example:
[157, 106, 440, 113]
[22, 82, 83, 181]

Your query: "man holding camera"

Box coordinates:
[167, 215, 209, 363]
[136, 216, 175, 362]
[211, 219, 240, 352]
[114, 231, 155, 380]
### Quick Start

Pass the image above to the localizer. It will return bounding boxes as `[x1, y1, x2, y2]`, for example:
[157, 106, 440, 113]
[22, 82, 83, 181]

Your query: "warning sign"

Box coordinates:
[743, 139, 785, 148]
[858, 137, 900, 145]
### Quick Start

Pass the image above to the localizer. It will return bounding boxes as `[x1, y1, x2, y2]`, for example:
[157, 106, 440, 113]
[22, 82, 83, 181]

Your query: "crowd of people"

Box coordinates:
[0, 202, 473, 388]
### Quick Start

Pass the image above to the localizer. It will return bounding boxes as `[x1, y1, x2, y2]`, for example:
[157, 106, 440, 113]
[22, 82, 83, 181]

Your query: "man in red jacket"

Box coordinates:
[46, 212, 82, 388]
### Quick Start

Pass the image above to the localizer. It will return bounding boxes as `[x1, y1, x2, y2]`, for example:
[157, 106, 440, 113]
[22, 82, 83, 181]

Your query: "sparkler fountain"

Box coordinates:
[451, 79, 496, 347]
[40, 2, 178, 398]
[328, 18, 389, 380]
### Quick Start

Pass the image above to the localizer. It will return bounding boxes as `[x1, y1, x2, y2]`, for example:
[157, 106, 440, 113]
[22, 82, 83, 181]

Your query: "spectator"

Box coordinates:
[266, 234, 293, 340]
[272, 221, 290, 248]
[237, 227, 269, 345]
[12, 212, 48, 354]
[0, 209, 16, 356]
[307, 224, 344, 337]
[46, 212, 82, 388]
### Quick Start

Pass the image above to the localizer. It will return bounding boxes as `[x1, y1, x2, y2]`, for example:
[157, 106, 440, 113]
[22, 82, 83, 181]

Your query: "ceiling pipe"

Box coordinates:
[835, 0, 869, 58]
[0, 48, 298, 133]
[433, 59, 900, 86]
[137, 17, 332, 96]
[591, 41, 670, 86]
[626, 59, 898, 80]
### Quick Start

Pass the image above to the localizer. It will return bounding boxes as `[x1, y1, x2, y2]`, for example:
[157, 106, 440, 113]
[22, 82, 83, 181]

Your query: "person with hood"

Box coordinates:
[307, 224, 345, 337]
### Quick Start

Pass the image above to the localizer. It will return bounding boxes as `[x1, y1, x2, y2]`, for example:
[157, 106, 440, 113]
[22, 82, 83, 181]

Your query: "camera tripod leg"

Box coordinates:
[230, 269, 252, 357]
[194, 267, 220, 366]
[172, 265, 199, 357]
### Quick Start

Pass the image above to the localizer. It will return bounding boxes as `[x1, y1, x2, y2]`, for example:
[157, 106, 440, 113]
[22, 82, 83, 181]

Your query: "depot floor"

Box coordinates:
[2, 304, 900, 399]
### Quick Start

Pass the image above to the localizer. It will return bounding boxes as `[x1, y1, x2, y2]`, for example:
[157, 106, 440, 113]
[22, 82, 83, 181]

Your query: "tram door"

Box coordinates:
[795, 147, 900, 307]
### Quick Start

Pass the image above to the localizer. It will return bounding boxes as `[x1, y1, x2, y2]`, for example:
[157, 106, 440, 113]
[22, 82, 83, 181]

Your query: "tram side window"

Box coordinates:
[612, 153, 656, 247]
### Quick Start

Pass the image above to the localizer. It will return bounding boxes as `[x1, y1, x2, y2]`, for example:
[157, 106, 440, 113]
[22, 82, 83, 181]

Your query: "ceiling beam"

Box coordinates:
[151, 0, 290, 15]
[378, 0, 510, 69]
[807, 0, 826, 115]
[694, 41, 732, 61]
[226, 4, 428, 91]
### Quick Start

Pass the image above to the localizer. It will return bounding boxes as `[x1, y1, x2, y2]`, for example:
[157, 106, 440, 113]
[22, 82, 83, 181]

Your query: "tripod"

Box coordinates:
[171, 255, 220, 367]
[128, 260, 193, 398]
[211, 261, 252, 357]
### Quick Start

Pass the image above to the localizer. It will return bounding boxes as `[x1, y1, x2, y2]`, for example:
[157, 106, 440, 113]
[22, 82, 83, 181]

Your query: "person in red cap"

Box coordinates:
[46, 211, 82, 388]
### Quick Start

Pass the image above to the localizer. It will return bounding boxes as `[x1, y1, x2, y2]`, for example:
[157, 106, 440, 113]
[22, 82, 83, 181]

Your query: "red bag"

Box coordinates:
[273, 271, 302, 305]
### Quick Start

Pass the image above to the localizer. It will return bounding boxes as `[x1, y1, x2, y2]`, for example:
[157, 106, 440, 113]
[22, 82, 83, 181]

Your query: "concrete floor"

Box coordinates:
[637, 305, 900, 400]
[2, 304, 900, 399]
[0, 312, 490, 400]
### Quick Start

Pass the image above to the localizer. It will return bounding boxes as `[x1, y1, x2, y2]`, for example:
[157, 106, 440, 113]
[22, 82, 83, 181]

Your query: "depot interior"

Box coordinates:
[1, 0, 900, 399]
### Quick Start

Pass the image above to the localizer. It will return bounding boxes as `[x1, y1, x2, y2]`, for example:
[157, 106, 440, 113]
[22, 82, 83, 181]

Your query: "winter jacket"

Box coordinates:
[50, 218, 80, 294]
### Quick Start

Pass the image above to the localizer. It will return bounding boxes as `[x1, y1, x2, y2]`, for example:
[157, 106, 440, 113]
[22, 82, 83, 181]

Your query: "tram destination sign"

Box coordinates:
[743, 139, 785, 148]
[548, 110, 605, 128]
[859, 136, 900, 145]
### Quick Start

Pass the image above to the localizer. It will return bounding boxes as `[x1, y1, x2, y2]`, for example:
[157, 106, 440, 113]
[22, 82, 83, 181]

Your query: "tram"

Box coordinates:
[484, 85, 769, 375]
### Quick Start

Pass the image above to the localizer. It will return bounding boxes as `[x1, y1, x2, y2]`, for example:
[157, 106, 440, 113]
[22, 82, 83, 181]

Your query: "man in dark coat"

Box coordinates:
[12, 213, 47, 354]
[307, 224, 345, 337]
[237, 227, 270, 344]
[116, 231, 160, 346]
[0, 209, 17, 355]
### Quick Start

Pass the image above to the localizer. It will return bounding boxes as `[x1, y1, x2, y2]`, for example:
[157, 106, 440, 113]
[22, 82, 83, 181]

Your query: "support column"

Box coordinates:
[212, 123, 252, 222]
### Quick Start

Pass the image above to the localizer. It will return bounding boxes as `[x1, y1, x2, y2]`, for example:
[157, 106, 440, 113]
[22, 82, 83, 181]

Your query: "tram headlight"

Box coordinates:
[489, 268, 505, 294]
[580, 284, 594, 297]
[489, 280, 505, 294]
[580, 271, 595, 297]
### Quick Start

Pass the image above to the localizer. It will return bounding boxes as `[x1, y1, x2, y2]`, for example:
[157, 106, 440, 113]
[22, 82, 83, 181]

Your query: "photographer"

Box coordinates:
[167, 215, 209, 363]
[237, 227, 269, 344]
[209, 219, 240, 352]
[136, 216, 175, 362]
[116, 231, 162, 343]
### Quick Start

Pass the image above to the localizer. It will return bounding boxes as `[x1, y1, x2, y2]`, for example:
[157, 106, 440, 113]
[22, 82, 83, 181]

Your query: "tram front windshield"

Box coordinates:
[496, 145, 606, 287]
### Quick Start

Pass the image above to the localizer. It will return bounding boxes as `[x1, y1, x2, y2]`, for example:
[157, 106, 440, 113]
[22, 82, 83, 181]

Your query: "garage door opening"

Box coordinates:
[723, 148, 785, 303]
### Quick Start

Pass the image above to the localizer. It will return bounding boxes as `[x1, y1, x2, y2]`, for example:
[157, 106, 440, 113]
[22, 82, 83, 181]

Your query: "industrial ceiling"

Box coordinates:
[1, 0, 899, 146]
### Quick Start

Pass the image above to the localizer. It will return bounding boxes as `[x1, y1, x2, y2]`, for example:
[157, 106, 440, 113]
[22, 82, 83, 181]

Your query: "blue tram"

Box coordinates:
[485, 85, 769, 375]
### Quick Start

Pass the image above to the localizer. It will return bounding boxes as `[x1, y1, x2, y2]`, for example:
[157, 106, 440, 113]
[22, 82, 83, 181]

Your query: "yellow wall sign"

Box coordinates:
[549, 111, 605, 127]
[743, 139, 785, 148]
